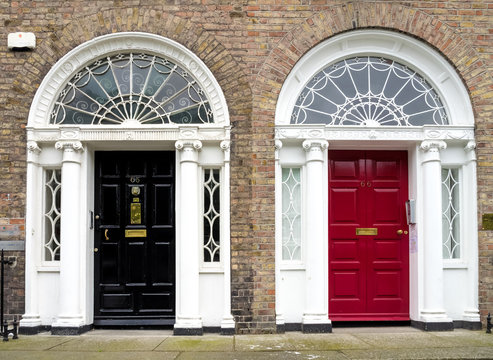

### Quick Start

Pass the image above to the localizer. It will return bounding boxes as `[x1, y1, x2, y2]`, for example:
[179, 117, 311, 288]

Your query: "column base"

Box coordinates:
[220, 316, 235, 335]
[19, 326, 43, 335]
[220, 327, 235, 335]
[173, 327, 204, 336]
[463, 309, 481, 323]
[51, 324, 92, 335]
[302, 322, 332, 333]
[414, 310, 454, 331]
[453, 320, 482, 330]
[19, 315, 43, 335]
[276, 315, 285, 334]
[302, 315, 332, 333]
[174, 316, 203, 336]
[411, 320, 454, 331]
[51, 315, 86, 335]
[458, 308, 482, 330]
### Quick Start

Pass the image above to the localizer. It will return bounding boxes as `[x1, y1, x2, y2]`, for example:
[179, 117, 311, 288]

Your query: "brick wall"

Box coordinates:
[0, 0, 492, 332]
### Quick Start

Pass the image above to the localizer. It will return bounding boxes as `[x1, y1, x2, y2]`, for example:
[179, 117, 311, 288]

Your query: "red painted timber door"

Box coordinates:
[328, 150, 409, 321]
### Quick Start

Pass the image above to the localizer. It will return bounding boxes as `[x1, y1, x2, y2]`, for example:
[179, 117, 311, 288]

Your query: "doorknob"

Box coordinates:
[104, 229, 109, 241]
[94, 248, 99, 253]
[397, 230, 403, 235]
[95, 214, 100, 220]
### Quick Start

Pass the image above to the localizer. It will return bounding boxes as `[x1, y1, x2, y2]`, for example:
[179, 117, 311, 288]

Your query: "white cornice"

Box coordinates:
[26, 125, 229, 143]
[275, 125, 474, 142]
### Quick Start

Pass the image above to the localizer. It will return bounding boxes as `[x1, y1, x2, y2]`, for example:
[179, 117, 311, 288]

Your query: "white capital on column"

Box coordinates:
[220, 140, 231, 163]
[419, 140, 451, 324]
[303, 139, 328, 162]
[52, 141, 85, 329]
[302, 139, 331, 328]
[275, 140, 283, 162]
[174, 140, 203, 332]
[465, 140, 477, 162]
[420, 140, 447, 160]
[175, 140, 202, 161]
[27, 141, 41, 162]
[55, 141, 84, 162]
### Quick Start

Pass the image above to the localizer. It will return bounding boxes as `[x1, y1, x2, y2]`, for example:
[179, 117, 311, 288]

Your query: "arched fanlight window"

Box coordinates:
[291, 56, 448, 126]
[51, 53, 214, 125]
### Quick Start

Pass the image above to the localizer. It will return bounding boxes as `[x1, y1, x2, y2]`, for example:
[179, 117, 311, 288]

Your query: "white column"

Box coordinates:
[20, 141, 42, 333]
[419, 140, 452, 327]
[301, 139, 331, 333]
[174, 140, 203, 335]
[463, 141, 481, 325]
[51, 141, 85, 333]
[274, 140, 285, 331]
[220, 140, 235, 334]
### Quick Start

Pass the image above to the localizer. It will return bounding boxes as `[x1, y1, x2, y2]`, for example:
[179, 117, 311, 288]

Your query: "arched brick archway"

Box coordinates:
[255, 2, 488, 116]
[15, 8, 252, 129]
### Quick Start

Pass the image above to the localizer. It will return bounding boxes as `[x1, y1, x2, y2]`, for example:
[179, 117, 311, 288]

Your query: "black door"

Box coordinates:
[94, 151, 175, 326]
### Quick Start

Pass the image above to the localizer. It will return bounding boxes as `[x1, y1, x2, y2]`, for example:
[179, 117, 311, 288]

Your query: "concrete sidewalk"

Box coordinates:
[1, 327, 493, 359]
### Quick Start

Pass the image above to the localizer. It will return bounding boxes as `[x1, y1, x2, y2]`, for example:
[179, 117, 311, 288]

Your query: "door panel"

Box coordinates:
[94, 151, 175, 326]
[329, 150, 409, 321]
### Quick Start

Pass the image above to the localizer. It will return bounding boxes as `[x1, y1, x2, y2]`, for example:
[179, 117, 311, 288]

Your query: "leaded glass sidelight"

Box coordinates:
[204, 169, 220, 263]
[291, 56, 448, 126]
[51, 53, 214, 125]
[282, 168, 301, 261]
[442, 168, 460, 259]
[44, 169, 61, 262]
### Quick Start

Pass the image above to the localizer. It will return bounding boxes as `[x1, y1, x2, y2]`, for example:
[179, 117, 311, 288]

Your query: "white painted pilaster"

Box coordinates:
[301, 139, 331, 331]
[20, 141, 42, 331]
[463, 141, 480, 324]
[174, 140, 203, 333]
[419, 140, 451, 324]
[274, 140, 285, 330]
[52, 141, 85, 331]
[220, 140, 235, 333]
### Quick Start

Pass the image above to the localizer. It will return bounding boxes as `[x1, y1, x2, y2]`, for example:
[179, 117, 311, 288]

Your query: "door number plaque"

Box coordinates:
[356, 228, 378, 236]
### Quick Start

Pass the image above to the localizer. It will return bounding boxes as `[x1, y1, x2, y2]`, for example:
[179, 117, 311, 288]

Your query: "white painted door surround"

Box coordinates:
[275, 30, 479, 332]
[21, 32, 234, 335]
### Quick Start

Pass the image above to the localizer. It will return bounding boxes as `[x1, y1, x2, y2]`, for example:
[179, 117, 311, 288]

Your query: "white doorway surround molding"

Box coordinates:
[274, 30, 479, 332]
[21, 32, 233, 335]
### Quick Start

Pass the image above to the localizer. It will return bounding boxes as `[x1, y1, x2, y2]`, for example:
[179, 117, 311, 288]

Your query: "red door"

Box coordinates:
[328, 150, 409, 321]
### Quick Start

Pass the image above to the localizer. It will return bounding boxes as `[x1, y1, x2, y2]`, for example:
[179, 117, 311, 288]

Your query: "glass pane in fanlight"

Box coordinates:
[292, 56, 447, 126]
[52, 53, 213, 125]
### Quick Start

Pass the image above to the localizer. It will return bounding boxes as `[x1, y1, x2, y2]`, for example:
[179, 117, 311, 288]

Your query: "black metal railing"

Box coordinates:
[1, 249, 17, 341]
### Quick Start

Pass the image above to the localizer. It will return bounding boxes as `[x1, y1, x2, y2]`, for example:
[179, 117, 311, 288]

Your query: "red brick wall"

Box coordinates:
[0, 1, 492, 332]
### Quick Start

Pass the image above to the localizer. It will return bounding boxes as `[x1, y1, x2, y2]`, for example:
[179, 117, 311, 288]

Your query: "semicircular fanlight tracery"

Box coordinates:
[291, 56, 448, 126]
[51, 53, 214, 125]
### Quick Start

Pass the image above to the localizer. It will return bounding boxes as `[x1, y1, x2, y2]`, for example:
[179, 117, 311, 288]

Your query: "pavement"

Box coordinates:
[1, 327, 493, 359]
